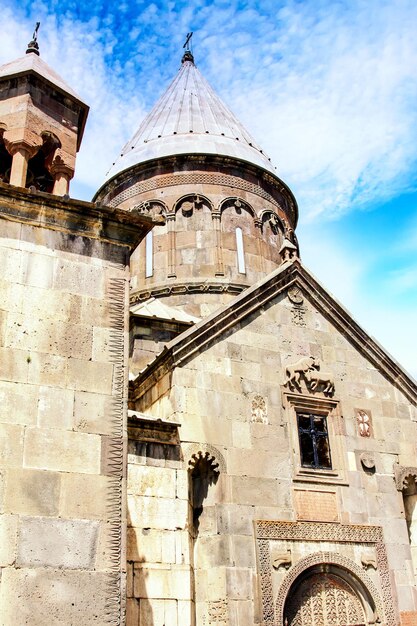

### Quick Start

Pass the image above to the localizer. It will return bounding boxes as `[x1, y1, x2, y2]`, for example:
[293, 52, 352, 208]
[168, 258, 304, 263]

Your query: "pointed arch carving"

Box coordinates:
[258, 209, 285, 234]
[219, 196, 255, 218]
[173, 193, 213, 216]
[276, 552, 385, 626]
[183, 443, 226, 474]
[131, 198, 168, 217]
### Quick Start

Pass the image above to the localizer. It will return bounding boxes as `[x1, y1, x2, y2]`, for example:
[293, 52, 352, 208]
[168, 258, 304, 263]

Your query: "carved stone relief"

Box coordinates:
[203, 600, 228, 625]
[255, 521, 397, 626]
[284, 572, 365, 626]
[183, 443, 226, 474]
[394, 465, 417, 491]
[284, 357, 335, 397]
[251, 394, 268, 423]
[287, 286, 304, 306]
[356, 409, 372, 438]
[131, 199, 167, 216]
[272, 549, 292, 571]
[290, 307, 306, 326]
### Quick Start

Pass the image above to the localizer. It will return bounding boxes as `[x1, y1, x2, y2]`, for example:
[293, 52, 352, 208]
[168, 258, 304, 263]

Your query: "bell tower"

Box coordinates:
[0, 25, 88, 194]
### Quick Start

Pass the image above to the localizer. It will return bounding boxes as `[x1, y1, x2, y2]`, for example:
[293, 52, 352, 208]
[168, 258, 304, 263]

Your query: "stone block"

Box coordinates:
[73, 390, 112, 435]
[127, 464, 176, 499]
[4, 468, 60, 516]
[8, 283, 74, 322]
[126, 598, 139, 625]
[128, 495, 188, 531]
[26, 351, 68, 388]
[175, 530, 191, 565]
[20, 251, 54, 289]
[231, 535, 256, 568]
[17, 516, 99, 569]
[0, 423, 24, 468]
[127, 527, 163, 563]
[24, 427, 101, 474]
[0, 513, 18, 565]
[194, 535, 232, 569]
[231, 476, 282, 506]
[67, 358, 113, 394]
[0, 346, 29, 382]
[5, 313, 93, 360]
[134, 564, 192, 600]
[0, 567, 107, 624]
[53, 258, 105, 298]
[0, 380, 38, 425]
[59, 473, 109, 519]
[92, 326, 111, 361]
[37, 385, 74, 430]
[232, 421, 251, 449]
[139, 598, 165, 626]
[216, 504, 254, 536]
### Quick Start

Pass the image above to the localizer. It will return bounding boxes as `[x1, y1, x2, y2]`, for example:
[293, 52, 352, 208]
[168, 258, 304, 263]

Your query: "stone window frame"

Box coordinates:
[284, 392, 348, 486]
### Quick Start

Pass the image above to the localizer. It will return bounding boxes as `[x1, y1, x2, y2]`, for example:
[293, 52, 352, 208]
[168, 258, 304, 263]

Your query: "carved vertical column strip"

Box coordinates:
[104, 274, 129, 626]
[255, 218, 265, 274]
[166, 212, 176, 278]
[258, 539, 275, 626]
[212, 210, 224, 276]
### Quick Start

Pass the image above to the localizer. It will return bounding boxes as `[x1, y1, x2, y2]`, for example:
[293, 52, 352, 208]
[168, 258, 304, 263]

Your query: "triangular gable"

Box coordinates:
[130, 260, 417, 405]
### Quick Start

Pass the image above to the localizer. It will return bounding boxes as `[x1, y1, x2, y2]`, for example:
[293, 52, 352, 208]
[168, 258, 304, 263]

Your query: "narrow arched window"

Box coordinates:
[235, 227, 246, 274]
[145, 230, 153, 278]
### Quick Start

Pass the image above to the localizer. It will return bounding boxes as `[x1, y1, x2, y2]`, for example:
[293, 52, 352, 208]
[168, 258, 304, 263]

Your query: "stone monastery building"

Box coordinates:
[0, 30, 416, 626]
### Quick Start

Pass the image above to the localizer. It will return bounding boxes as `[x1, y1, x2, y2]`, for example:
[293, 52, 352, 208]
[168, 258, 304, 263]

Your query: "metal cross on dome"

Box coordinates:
[183, 32, 193, 50]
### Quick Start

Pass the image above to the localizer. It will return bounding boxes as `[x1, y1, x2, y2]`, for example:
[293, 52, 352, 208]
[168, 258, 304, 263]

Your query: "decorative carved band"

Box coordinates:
[130, 280, 247, 304]
[255, 520, 383, 542]
[107, 171, 290, 218]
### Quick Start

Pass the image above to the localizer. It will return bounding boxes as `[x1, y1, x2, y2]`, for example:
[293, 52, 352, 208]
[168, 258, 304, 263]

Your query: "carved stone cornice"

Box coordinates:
[130, 280, 247, 305]
[93, 154, 298, 227]
[0, 182, 160, 250]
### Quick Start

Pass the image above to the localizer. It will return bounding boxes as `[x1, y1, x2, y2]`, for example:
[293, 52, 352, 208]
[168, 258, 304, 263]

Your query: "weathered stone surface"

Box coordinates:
[0, 513, 18, 565]
[4, 468, 60, 516]
[59, 473, 109, 519]
[0, 567, 108, 625]
[17, 516, 99, 568]
[23, 427, 101, 474]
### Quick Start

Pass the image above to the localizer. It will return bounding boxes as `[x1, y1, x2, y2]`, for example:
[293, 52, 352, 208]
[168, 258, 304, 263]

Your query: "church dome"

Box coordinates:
[95, 50, 298, 318]
[104, 51, 276, 181]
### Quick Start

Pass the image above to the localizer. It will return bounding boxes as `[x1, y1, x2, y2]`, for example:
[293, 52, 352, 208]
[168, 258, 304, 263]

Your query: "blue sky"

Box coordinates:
[1, 0, 416, 377]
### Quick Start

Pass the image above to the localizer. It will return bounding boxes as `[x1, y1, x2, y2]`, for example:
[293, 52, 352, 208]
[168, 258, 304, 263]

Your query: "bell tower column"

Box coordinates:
[5, 140, 41, 188]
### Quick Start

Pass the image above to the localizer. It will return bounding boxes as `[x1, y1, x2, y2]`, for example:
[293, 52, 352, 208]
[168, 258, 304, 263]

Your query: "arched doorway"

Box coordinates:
[283, 564, 376, 626]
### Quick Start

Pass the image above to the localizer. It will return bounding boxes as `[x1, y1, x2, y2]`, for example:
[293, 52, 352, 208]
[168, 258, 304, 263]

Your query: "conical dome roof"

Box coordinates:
[105, 53, 275, 180]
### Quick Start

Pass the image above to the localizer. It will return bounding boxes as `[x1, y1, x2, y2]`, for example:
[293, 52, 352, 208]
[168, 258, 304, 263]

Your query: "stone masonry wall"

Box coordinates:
[0, 210, 131, 624]
[130, 288, 417, 626]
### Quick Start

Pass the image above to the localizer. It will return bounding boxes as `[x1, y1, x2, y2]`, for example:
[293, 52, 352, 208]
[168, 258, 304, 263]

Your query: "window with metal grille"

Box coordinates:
[297, 412, 332, 469]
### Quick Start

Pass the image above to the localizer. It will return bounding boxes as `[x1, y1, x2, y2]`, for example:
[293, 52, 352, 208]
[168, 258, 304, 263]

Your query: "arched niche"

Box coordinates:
[219, 196, 255, 236]
[173, 194, 214, 276]
[278, 553, 383, 626]
[259, 209, 284, 265]
[0, 124, 12, 183]
[27, 131, 61, 192]
[130, 199, 168, 285]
